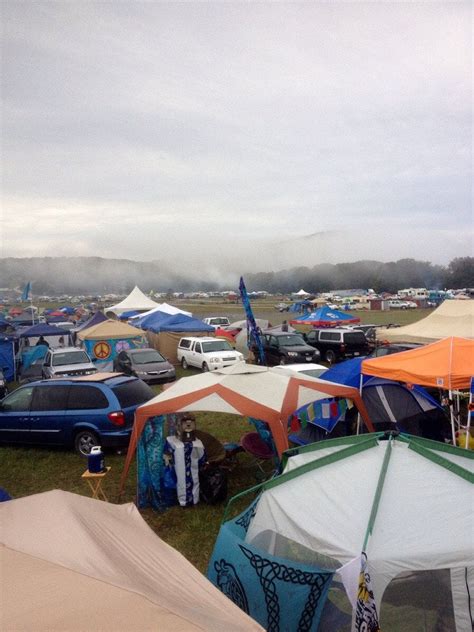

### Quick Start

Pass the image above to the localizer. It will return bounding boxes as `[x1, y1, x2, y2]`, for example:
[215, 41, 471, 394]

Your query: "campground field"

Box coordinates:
[0, 304, 430, 574]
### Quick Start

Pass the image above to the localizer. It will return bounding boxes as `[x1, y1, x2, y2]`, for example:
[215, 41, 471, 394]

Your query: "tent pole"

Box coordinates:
[356, 374, 363, 435]
[466, 382, 473, 449]
[449, 389, 456, 446]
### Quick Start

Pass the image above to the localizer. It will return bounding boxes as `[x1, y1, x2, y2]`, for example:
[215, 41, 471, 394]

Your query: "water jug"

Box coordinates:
[88, 446, 105, 473]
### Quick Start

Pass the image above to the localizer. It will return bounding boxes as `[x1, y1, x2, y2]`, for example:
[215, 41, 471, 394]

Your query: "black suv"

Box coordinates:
[257, 332, 321, 366]
[304, 328, 370, 364]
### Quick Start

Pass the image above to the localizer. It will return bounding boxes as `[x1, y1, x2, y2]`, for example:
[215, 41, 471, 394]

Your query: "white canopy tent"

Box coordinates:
[129, 302, 192, 319]
[377, 300, 474, 344]
[105, 286, 160, 317]
[1, 490, 263, 631]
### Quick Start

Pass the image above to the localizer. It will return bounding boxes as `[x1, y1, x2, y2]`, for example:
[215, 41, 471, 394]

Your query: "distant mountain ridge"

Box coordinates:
[0, 256, 472, 295]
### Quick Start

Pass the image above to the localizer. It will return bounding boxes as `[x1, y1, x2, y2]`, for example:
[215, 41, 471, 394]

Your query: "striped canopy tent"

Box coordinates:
[120, 363, 375, 490]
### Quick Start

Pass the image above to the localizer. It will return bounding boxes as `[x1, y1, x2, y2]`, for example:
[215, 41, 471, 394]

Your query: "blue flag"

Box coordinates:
[21, 282, 31, 301]
[239, 277, 266, 365]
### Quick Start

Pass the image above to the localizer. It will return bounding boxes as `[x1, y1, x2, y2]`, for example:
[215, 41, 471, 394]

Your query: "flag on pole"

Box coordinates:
[354, 553, 381, 632]
[238, 277, 266, 365]
[21, 282, 31, 302]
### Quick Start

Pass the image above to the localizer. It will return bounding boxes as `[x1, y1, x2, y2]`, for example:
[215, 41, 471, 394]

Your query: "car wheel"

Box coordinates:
[181, 357, 189, 370]
[74, 430, 99, 456]
[279, 358, 286, 365]
[325, 350, 337, 364]
[202, 362, 210, 372]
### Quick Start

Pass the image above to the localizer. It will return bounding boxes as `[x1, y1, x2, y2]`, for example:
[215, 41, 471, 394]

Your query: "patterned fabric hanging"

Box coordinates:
[137, 415, 166, 510]
[354, 553, 381, 632]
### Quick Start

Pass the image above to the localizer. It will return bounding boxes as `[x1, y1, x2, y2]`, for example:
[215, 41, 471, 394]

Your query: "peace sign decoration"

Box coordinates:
[93, 341, 112, 360]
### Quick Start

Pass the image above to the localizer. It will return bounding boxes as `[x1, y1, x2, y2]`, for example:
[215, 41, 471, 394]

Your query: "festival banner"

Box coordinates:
[239, 276, 266, 365]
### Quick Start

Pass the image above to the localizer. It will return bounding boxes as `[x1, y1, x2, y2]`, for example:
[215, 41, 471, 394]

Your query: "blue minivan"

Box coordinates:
[0, 374, 154, 455]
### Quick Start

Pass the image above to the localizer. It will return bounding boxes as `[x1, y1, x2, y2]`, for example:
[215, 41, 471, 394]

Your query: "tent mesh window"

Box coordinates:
[379, 569, 457, 631]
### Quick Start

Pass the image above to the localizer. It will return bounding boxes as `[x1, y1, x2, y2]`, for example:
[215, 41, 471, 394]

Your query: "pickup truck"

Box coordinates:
[177, 336, 243, 371]
[202, 317, 231, 329]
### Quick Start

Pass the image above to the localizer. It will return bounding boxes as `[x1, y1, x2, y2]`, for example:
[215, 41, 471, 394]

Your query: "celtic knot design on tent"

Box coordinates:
[214, 559, 249, 614]
[239, 545, 332, 632]
[235, 500, 259, 533]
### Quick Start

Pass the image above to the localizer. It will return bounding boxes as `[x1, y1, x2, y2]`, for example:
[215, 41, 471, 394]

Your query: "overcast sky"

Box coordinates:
[1, 1, 472, 277]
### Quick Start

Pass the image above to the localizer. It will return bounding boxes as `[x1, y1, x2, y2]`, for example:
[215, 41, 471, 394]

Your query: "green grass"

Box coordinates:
[0, 304, 428, 574]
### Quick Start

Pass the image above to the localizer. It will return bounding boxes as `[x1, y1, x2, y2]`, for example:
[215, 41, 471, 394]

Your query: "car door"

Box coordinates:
[267, 336, 280, 364]
[66, 385, 111, 443]
[305, 331, 319, 350]
[29, 384, 70, 445]
[0, 385, 34, 443]
[190, 341, 202, 368]
[116, 351, 132, 374]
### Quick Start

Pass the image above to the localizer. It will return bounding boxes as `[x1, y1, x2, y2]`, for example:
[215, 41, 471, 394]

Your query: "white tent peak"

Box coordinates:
[106, 285, 160, 316]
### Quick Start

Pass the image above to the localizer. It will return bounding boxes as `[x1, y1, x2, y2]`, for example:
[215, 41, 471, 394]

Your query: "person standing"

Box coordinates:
[281, 320, 288, 332]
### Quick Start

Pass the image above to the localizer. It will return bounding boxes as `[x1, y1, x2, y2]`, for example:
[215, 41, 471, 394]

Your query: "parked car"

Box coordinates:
[42, 347, 97, 379]
[367, 343, 422, 358]
[256, 332, 321, 366]
[0, 368, 7, 399]
[177, 336, 244, 371]
[202, 317, 231, 329]
[113, 348, 176, 384]
[0, 374, 154, 455]
[304, 328, 370, 364]
[388, 300, 416, 310]
[271, 363, 327, 378]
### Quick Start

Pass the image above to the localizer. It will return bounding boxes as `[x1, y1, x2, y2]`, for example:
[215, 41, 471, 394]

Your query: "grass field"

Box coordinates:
[0, 305, 429, 574]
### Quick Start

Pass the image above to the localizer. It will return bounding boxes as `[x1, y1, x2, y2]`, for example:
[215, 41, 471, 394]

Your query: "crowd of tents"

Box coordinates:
[1, 287, 473, 631]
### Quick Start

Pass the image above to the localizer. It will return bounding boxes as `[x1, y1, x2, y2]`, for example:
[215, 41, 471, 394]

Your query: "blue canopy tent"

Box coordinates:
[18, 323, 71, 340]
[290, 305, 360, 327]
[139, 313, 214, 365]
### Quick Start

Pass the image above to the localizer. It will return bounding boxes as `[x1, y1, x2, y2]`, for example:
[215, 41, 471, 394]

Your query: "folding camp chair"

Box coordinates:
[240, 419, 278, 480]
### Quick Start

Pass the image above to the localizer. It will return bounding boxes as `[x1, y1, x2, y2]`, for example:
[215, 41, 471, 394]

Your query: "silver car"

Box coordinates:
[113, 348, 176, 384]
[42, 347, 97, 379]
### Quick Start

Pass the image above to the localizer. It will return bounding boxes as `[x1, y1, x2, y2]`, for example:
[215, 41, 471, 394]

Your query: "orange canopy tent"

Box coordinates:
[120, 363, 374, 491]
[362, 336, 474, 391]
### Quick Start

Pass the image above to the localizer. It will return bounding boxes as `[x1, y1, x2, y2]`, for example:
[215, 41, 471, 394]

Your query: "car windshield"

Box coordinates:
[202, 340, 233, 352]
[132, 350, 165, 364]
[299, 368, 325, 378]
[210, 318, 229, 325]
[278, 334, 306, 347]
[52, 351, 90, 366]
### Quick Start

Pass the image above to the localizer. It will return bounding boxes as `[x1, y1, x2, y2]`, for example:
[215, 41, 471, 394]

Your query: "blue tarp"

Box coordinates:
[136, 311, 214, 334]
[18, 323, 70, 338]
[0, 338, 15, 381]
[20, 345, 48, 370]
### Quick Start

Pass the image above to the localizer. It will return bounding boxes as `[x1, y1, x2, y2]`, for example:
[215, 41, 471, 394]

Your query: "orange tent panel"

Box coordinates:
[362, 336, 474, 391]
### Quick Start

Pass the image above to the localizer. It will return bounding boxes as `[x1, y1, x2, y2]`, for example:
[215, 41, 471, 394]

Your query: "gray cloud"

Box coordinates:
[1, 2, 472, 275]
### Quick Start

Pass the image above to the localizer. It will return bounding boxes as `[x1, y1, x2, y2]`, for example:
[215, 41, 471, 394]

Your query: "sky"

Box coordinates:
[1, 1, 472, 278]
